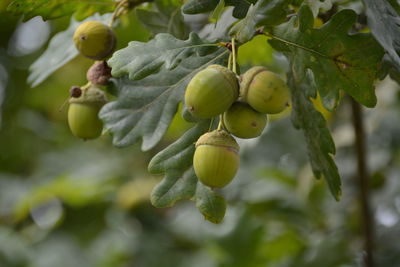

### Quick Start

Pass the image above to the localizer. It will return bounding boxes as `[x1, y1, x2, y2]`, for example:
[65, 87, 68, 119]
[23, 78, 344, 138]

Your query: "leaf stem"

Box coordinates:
[217, 114, 225, 131]
[109, 0, 128, 27]
[231, 38, 237, 74]
[228, 53, 232, 71]
[350, 98, 374, 267]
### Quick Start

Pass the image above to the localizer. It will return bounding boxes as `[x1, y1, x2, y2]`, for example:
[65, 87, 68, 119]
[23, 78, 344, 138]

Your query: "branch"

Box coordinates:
[350, 98, 374, 267]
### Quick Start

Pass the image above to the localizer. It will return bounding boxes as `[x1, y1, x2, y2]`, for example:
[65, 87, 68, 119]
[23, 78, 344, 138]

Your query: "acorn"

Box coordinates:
[193, 130, 240, 188]
[184, 64, 239, 119]
[240, 66, 290, 114]
[73, 21, 116, 60]
[68, 86, 108, 140]
[223, 102, 267, 139]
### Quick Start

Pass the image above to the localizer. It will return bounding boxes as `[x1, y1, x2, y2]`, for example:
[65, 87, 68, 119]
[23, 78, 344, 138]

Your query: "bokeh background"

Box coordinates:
[1, 2, 400, 267]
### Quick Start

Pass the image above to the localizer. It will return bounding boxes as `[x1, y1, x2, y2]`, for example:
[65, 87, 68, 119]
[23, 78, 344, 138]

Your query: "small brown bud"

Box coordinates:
[70, 86, 82, 98]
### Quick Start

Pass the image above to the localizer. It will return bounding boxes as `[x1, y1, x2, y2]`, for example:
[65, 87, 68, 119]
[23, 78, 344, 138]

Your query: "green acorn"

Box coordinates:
[68, 86, 107, 140]
[185, 65, 239, 119]
[240, 66, 290, 114]
[223, 102, 267, 139]
[73, 21, 116, 60]
[193, 130, 240, 188]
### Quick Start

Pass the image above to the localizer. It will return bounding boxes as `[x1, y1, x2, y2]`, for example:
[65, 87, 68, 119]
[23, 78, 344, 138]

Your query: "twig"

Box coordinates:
[350, 98, 374, 267]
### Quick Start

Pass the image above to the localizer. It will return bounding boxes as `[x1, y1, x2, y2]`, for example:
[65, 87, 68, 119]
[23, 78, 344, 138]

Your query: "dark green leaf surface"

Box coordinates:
[364, 0, 400, 72]
[149, 121, 226, 223]
[288, 69, 341, 200]
[182, 0, 256, 19]
[229, 0, 290, 44]
[102, 33, 228, 149]
[270, 6, 384, 109]
[7, 0, 115, 21]
[196, 183, 226, 224]
[28, 13, 111, 87]
[136, 2, 189, 39]
[148, 121, 208, 207]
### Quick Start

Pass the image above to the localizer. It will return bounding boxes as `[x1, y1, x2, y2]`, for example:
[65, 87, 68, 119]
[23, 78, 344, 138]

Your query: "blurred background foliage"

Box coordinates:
[1, 1, 400, 267]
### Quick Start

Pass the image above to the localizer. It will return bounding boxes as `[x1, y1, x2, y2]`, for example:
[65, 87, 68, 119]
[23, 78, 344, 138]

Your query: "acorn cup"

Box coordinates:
[240, 66, 290, 114]
[184, 64, 239, 119]
[73, 21, 116, 60]
[68, 86, 108, 140]
[223, 102, 267, 139]
[193, 130, 240, 188]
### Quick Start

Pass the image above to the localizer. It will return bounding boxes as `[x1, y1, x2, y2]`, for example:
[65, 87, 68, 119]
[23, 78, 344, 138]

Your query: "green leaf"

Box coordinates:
[136, 2, 189, 40]
[288, 69, 341, 200]
[182, 0, 256, 19]
[195, 183, 226, 224]
[102, 33, 228, 149]
[198, 9, 238, 41]
[28, 13, 111, 87]
[149, 120, 226, 224]
[210, 0, 225, 23]
[148, 121, 209, 207]
[364, 0, 400, 72]
[7, 0, 115, 21]
[270, 6, 384, 109]
[229, 0, 290, 44]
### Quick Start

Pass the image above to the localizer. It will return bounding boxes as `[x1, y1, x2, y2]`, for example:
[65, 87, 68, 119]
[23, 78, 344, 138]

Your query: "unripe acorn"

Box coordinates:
[68, 86, 108, 140]
[194, 130, 240, 188]
[240, 66, 290, 114]
[185, 65, 239, 119]
[73, 21, 116, 60]
[223, 102, 267, 139]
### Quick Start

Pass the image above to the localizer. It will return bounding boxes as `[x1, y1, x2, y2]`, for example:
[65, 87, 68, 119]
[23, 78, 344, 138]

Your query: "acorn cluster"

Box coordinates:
[67, 21, 116, 140]
[185, 64, 290, 188]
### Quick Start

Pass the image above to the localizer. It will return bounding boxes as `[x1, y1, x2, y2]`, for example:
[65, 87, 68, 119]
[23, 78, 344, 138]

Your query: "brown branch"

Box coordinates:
[350, 98, 374, 267]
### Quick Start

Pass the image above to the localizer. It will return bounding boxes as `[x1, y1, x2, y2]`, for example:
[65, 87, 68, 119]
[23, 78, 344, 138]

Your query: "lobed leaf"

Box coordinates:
[102, 33, 228, 150]
[229, 0, 290, 44]
[288, 69, 341, 200]
[28, 13, 111, 87]
[149, 121, 226, 223]
[270, 6, 384, 109]
[148, 121, 208, 207]
[7, 0, 115, 21]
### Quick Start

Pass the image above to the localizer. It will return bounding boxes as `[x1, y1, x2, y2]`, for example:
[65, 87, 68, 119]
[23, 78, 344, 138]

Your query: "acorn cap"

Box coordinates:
[69, 86, 108, 105]
[240, 66, 268, 98]
[195, 130, 239, 153]
[207, 64, 239, 93]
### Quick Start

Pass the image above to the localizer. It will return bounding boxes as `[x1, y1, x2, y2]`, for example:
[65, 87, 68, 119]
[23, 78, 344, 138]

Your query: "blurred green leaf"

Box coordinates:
[270, 6, 384, 109]
[182, 0, 256, 19]
[229, 0, 290, 44]
[28, 13, 111, 87]
[7, 0, 115, 21]
[364, 0, 400, 72]
[237, 35, 273, 66]
[102, 33, 228, 150]
[136, 1, 189, 39]
[210, 0, 225, 23]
